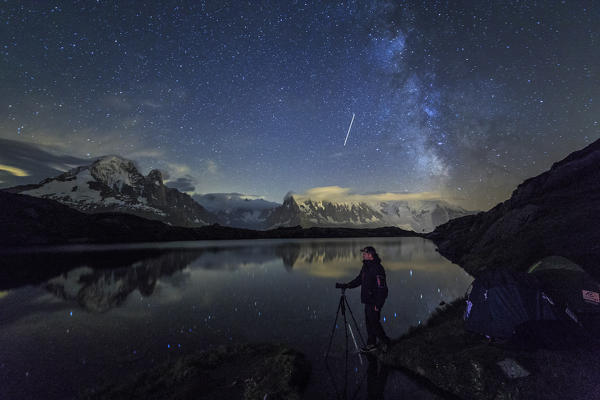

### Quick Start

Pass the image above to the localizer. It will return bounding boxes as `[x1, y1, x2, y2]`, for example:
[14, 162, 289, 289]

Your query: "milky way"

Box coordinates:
[0, 1, 598, 209]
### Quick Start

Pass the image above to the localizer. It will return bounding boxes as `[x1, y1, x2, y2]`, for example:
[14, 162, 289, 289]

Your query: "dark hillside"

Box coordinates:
[427, 138, 600, 279]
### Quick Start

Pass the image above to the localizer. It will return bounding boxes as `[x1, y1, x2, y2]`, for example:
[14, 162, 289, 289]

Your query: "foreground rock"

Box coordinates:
[427, 138, 600, 279]
[380, 300, 600, 400]
[83, 343, 310, 400]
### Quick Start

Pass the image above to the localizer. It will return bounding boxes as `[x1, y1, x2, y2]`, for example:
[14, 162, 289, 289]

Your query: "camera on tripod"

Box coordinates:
[325, 283, 364, 362]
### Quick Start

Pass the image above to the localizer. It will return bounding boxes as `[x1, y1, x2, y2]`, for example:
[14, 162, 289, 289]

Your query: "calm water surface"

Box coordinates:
[0, 237, 472, 399]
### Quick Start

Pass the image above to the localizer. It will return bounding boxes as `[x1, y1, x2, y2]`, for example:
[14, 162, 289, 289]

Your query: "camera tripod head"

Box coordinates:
[335, 282, 347, 294]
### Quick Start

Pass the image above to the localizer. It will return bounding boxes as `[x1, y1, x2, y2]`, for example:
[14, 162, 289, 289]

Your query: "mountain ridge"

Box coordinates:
[0, 190, 418, 249]
[427, 138, 600, 279]
[5, 154, 472, 232]
[193, 192, 280, 229]
[264, 194, 473, 233]
[6, 155, 217, 227]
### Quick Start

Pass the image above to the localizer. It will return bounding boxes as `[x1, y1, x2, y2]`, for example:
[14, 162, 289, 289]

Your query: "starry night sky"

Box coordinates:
[1, 0, 598, 210]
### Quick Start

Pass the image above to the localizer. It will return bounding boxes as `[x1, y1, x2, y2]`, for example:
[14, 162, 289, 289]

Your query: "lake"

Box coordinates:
[0, 237, 472, 399]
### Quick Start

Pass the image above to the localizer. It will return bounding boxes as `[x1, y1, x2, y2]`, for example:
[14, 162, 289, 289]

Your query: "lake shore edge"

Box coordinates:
[377, 259, 600, 400]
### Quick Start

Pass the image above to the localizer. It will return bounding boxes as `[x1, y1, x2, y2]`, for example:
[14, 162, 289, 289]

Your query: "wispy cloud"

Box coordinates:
[103, 94, 134, 111]
[0, 164, 29, 177]
[165, 175, 196, 192]
[163, 160, 218, 178]
[141, 100, 162, 109]
[9, 126, 165, 161]
[161, 159, 220, 194]
[162, 162, 191, 177]
[203, 159, 218, 174]
[0, 138, 89, 188]
[294, 185, 444, 203]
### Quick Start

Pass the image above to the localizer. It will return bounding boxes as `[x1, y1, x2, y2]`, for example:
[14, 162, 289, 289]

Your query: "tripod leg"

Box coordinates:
[347, 323, 363, 365]
[325, 295, 344, 362]
[343, 299, 349, 400]
[344, 296, 366, 347]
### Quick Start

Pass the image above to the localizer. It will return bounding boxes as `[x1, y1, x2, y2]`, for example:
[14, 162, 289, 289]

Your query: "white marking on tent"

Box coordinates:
[582, 290, 600, 304]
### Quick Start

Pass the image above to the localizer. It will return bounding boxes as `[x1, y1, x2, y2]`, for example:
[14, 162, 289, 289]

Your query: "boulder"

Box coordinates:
[83, 343, 311, 400]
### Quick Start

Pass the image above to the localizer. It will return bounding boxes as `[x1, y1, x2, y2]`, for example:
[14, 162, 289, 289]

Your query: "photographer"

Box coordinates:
[336, 246, 391, 353]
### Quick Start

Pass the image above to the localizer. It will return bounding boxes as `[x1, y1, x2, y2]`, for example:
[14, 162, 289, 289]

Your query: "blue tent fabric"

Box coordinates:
[464, 269, 557, 340]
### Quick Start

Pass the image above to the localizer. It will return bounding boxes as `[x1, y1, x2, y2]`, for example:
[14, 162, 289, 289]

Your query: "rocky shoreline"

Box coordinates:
[379, 299, 600, 400]
[82, 343, 311, 400]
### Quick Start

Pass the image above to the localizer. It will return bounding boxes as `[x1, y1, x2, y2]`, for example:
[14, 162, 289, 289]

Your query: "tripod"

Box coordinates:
[325, 288, 366, 399]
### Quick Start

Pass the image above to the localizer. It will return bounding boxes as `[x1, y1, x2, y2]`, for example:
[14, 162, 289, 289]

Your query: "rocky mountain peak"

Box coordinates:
[90, 155, 145, 191]
[10, 154, 216, 228]
[147, 169, 164, 186]
[261, 193, 473, 232]
[282, 193, 299, 208]
[91, 155, 137, 171]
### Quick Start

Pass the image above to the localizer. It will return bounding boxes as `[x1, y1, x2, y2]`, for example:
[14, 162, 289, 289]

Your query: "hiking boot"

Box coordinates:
[360, 344, 378, 353]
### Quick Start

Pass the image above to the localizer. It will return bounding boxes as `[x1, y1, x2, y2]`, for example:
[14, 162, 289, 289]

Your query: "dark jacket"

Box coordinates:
[346, 260, 388, 308]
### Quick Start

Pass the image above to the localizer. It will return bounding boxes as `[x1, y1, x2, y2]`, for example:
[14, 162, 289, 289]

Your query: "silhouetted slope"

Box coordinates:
[0, 191, 198, 247]
[427, 138, 600, 279]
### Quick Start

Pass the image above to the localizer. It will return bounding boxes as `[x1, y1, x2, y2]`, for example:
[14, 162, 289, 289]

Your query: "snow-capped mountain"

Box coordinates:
[193, 193, 280, 229]
[7, 155, 216, 227]
[265, 194, 474, 233]
[5, 154, 472, 232]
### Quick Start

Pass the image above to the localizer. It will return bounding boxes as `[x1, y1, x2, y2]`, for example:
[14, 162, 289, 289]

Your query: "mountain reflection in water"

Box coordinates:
[36, 238, 464, 313]
[0, 237, 472, 399]
[44, 251, 200, 313]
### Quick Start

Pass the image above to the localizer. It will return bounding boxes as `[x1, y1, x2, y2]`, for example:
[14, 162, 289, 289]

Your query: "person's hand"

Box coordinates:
[335, 282, 347, 289]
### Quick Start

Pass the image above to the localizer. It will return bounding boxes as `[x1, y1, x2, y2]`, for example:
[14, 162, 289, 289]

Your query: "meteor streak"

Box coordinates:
[343, 113, 355, 146]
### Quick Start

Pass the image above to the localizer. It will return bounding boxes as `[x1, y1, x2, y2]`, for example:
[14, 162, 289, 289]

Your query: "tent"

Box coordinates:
[528, 256, 600, 329]
[464, 268, 557, 341]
